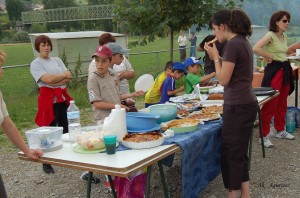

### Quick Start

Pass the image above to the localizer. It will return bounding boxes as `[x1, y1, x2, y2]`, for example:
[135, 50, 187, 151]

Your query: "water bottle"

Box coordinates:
[67, 100, 81, 141]
[286, 110, 296, 133]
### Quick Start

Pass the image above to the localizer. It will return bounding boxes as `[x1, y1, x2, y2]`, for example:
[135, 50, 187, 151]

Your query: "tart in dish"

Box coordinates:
[122, 132, 164, 149]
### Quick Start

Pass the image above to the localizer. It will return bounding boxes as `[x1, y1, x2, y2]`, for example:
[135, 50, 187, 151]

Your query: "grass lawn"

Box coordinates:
[0, 35, 206, 146]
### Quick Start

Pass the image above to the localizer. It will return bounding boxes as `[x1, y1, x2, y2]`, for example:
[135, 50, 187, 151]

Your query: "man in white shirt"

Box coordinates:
[178, 31, 187, 62]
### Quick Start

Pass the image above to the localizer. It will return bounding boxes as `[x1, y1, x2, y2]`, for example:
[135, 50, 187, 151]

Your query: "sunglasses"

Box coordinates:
[281, 19, 290, 23]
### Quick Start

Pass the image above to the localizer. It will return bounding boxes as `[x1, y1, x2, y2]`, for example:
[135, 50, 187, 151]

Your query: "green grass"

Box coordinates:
[1, 36, 196, 146]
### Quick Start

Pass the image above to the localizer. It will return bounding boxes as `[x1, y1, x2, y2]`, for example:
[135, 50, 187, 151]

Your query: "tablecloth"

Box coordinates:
[117, 120, 222, 198]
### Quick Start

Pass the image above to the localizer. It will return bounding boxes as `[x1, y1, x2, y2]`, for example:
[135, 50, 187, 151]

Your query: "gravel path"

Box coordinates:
[1, 96, 299, 198]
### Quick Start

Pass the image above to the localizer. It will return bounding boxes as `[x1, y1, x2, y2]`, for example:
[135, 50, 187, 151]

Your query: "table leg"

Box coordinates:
[257, 108, 265, 158]
[87, 172, 93, 198]
[107, 175, 117, 198]
[158, 161, 169, 198]
[295, 71, 298, 107]
[145, 166, 152, 198]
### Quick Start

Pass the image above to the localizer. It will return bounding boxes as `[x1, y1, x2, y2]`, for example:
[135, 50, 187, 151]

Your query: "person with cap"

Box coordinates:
[88, 33, 135, 96]
[160, 62, 186, 104]
[87, 45, 144, 122]
[106, 42, 137, 108]
[144, 61, 173, 107]
[184, 57, 216, 94]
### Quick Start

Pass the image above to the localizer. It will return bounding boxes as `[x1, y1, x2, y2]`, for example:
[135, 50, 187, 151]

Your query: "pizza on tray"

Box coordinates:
[123, 132, 162, 143]
[161, 117, 200, 131]
[188, 112, 220, 121]
[208, 93, 224, 100]
[201, 105, 223, 114]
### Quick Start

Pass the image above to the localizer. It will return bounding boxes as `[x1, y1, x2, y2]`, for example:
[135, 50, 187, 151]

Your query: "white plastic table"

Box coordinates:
[18, 143, 180, 198]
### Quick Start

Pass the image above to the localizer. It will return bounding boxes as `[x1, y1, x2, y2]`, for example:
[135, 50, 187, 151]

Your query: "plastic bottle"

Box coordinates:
[286, 110, 296, 133]
[67, 100, 81, 141]
[102, 105, 127, 142]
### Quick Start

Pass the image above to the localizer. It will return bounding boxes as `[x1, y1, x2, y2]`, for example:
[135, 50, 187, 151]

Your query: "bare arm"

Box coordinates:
[1, 116, 43, 160]
[47, 78, 71, 87]
[120, 91, 144, 100]
[92, 101, 128, 111]
[200, 72, 216, 82]
[253, 34, 273, 62]
[118, 70, 135, 80]
[40, 70, 72, 85]
[287, 42, 300, 55]
[167, 86, 184, 96]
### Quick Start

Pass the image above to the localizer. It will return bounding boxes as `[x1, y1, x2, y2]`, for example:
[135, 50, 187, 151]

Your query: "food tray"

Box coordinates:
[188, 112, 221, 122]
[199, 100, 223, 107]
[121, 137, 164, 149]
[287, 56, 300, 60]
[169, 124, 200, 133]
[199, 85, 216, 89]
[73, 142, 119, 154]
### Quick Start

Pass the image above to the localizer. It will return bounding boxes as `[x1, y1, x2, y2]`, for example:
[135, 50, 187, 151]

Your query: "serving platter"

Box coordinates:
[199, 85, 216, 89]
[199, 100, 223, 107]
[287, 56, 300, 60]
[73, 142, 119, 154]
[121, 137, 164, 149]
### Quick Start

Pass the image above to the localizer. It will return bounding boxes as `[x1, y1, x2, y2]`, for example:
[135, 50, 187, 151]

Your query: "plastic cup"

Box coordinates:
[103, 135, 117, 155]
[296, 49, 300, 56]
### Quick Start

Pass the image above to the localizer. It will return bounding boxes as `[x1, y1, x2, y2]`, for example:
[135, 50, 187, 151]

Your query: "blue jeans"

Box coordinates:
[190, 46, 197, 57]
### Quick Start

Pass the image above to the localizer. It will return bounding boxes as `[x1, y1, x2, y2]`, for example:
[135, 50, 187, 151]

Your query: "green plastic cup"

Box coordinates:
[103, 135, 117, 155]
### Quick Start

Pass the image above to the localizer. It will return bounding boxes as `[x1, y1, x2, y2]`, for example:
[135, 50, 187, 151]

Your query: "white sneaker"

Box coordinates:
[259, 137, 274, 148]
[269, 127, 276, 138]
[275, 131, 295, 140]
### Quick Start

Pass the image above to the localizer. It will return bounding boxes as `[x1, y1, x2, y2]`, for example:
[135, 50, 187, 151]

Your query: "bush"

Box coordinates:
[12, 31, 30, 43]
[29, 23, 47, 33]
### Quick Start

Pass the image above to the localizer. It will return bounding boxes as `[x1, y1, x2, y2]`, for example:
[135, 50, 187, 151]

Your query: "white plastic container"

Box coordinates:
[102, 105, 127, 142]
[25, 127, 63, 152]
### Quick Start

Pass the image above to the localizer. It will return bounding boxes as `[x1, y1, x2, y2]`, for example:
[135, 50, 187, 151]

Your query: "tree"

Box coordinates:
[87, 0, 114, 5]
[114, 0, 242, 61]
[42, 0, 75, 9]
[5, 0, 24, 21]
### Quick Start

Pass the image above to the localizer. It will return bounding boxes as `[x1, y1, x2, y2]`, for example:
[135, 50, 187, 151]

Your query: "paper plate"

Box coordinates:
[199, 85, 216, 89]
[287, 56, 300, 60]
[134, 74, 154, 92]
[73, 142, 119, 154]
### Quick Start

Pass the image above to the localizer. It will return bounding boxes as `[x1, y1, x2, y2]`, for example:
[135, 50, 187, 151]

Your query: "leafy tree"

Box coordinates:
[114, 0, 241, 60]
[42, 0, 75, 9]
[87, 0, 114, 5]
[5, 0, 24, 21]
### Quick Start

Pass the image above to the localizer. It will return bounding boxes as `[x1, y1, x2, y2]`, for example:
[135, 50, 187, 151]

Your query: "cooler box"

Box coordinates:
[25, 127, 63, 152]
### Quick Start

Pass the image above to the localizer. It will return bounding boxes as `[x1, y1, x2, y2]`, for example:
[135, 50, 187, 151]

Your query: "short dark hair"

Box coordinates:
[34, 35, 53, 52]
[269, 10, 291, 32]
[171, 68, 184, 74]
[99, 33, 116, 45]
[164, 61, 173, 71]
[210, 9, 252, 38]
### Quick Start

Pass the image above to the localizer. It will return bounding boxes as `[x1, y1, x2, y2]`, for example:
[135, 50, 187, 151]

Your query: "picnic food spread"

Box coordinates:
[201, 105, 223, 114]
[123, 132, 162, 142]
[76, 131, 105, 150]
[121, 131, 164, 149]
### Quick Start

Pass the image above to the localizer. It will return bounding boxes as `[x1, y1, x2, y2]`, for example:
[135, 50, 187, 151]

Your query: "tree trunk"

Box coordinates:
[170, 28, 174, 61]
